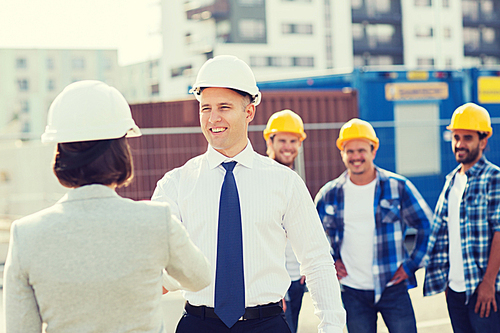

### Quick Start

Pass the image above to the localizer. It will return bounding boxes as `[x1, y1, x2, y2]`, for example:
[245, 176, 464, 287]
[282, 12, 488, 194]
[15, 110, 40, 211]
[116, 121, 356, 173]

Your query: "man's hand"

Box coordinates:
[474, 280, 497, 318]
[334, 259, 347, 280]
[299, 275, 306, 285]
[389, 265, 408, 285]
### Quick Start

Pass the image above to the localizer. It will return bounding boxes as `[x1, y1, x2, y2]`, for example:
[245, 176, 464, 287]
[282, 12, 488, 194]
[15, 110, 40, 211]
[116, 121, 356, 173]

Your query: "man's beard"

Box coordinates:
[454, 145, 480, 165]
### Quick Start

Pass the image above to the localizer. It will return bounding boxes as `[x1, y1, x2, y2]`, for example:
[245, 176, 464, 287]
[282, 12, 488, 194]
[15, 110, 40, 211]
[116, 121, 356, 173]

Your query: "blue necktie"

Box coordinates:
[215, 161, 245, 328]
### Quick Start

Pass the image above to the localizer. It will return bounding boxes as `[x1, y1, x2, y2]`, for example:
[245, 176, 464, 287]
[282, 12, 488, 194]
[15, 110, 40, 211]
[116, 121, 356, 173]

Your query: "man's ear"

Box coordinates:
[265, 138, 275, 159]
[245, 103, 255, 123]
[480, 137, 488, 151]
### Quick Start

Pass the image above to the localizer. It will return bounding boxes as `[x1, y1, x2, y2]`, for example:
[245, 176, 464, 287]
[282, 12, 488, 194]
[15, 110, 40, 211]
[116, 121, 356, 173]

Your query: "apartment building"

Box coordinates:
[158, 0, 500, 101]
[0, 49, 119, 139]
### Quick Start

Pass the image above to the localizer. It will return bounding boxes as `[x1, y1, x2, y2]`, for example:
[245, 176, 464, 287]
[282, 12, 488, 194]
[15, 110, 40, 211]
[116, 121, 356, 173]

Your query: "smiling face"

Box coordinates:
[341, 139, 377, 185]
[266, 132, 302, 168]
[199, 87, 255, 157]
[452, 129, 487, 172]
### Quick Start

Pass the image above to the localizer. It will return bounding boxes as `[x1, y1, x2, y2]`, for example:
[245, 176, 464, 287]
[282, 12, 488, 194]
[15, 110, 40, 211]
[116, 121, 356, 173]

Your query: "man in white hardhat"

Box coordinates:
[4, 80, 210, 332]
[263, 109, 307, 333]
[152, 55, 345, 332]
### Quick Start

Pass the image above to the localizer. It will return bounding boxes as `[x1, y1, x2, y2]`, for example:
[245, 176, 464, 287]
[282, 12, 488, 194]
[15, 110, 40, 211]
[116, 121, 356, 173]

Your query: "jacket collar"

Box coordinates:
[57, 184, 119, 204]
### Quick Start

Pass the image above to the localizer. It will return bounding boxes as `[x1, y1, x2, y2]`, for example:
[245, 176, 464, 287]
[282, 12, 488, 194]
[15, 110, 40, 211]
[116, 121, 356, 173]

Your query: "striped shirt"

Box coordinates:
[315, 167, 432, 303]
[424, 156, 500, 303]
[152, 141, 345, 332]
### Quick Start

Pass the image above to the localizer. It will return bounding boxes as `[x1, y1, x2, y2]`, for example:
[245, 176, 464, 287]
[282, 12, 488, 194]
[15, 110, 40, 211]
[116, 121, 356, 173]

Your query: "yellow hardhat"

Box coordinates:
[336, 118, 379, 151]
[447, 103, 492, 138]
[263, 109, 307, 141]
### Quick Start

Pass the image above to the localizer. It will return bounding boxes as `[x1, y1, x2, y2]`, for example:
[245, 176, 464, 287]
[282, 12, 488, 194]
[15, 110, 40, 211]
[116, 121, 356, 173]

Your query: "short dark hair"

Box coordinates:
[54, 137, 134, 188]
[478, 132, 488, 140]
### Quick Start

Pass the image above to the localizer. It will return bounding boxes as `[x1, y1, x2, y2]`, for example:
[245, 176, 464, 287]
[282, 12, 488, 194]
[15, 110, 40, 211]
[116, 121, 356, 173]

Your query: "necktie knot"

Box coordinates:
[222, 161, 237, 172]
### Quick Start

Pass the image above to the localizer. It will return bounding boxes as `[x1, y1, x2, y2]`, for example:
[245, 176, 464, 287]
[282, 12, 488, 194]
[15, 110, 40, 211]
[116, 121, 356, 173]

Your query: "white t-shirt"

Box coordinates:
[448, 172, 467, 292]
[340, 177, 377, 290]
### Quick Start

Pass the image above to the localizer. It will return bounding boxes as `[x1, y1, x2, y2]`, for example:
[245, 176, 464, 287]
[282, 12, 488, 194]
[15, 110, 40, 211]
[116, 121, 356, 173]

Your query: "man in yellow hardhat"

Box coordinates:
[315, 118, 432, 333]
[424, 103, 500, 332]
[264, 109, 307, 333]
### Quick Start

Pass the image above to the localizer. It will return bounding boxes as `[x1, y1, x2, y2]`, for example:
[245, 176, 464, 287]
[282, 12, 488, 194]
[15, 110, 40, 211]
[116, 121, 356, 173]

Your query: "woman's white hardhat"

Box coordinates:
[41, 80, 141, 143]
[189, 55, 261, 106]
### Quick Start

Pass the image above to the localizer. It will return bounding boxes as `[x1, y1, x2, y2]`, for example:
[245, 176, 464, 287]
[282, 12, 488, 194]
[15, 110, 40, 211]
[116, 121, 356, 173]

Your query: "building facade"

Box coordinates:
[0, 48, 119, 140]
[158, 0, 500, 101]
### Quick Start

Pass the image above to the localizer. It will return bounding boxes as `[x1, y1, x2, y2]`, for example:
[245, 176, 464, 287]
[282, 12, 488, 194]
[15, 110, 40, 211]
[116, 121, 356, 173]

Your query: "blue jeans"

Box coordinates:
[341, 282, 416, 333]
[446, 287, 500, 333]
[284, 279, 306, 333]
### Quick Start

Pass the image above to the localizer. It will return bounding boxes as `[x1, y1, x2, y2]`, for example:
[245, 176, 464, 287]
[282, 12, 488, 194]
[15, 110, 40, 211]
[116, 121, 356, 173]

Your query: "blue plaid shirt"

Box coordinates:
[424, 156, 500, 304]
[315, 167, 432, 303]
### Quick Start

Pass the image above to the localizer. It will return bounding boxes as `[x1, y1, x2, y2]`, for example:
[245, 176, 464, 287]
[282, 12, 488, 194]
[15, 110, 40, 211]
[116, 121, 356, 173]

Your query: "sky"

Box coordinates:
[0, 0, 162, 66]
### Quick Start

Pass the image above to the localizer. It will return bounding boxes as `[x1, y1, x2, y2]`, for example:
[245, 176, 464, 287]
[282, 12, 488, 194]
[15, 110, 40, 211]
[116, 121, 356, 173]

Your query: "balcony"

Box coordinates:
[186, 0, 229, 21]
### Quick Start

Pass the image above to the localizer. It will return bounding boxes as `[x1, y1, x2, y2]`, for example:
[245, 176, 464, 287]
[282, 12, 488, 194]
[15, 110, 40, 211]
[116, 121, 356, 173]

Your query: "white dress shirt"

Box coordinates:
[152, 141, 345, 332]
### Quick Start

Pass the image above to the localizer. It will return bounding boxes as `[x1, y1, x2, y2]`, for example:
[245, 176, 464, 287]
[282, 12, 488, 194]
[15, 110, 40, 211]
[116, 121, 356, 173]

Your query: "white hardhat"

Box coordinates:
[41, 80, 141, 143]
[189, 55, 261, 106]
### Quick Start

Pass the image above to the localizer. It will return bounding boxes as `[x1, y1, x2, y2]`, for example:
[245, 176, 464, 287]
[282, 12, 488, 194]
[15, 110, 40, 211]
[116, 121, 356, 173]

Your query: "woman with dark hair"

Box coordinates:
[3, 80, 211, 333]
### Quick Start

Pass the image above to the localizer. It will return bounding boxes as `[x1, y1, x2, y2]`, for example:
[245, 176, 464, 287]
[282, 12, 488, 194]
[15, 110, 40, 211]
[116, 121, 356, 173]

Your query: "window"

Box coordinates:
[462, 0, 479, 20]
[20, 100, 29, 113]
[445, 58, 453, 66]
[395, 103, 441, 176]
[482, 27, 495, 44]
[17, 79, 29, 91]
[171, 64, 193, 77]
[46, 58, 54, 70]
[47, 79, 55, 91]
[282, 23, 313, 35]
[481, 0, 493, 14]
[442, 0, 450, 7]
[72, 57, 85, 69]
[151, 83, 160, 96]
[367, 24, 395, 43]
[375, 0, 391, 13]
[417, 58, 434, 66]
[368, 55, 393, 66]
[415, 0, 432, 6]
[270, 57, 293, 67]
[16, 58, 27, 69]
[351, 0, 363, 9]
[239, 19, 265, 39]
[464, 27, 480, 49]
[416, 26, 434, 38]
[443, 27, 452, 39]
[293, 57, 314, 67]
[352, 24, 364, 40]
[250, 56, 268, 67]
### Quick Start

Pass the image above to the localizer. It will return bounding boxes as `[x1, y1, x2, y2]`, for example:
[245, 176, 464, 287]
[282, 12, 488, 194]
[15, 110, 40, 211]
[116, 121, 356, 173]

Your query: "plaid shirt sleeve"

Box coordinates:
[399, 179, 433, 275]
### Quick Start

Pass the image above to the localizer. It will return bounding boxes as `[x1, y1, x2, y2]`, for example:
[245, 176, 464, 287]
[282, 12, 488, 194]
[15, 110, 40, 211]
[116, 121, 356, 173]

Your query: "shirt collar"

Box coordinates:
[445, 155, 488, 181]
[206, 139, 255, 170]
[465, 155, 487, 177]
